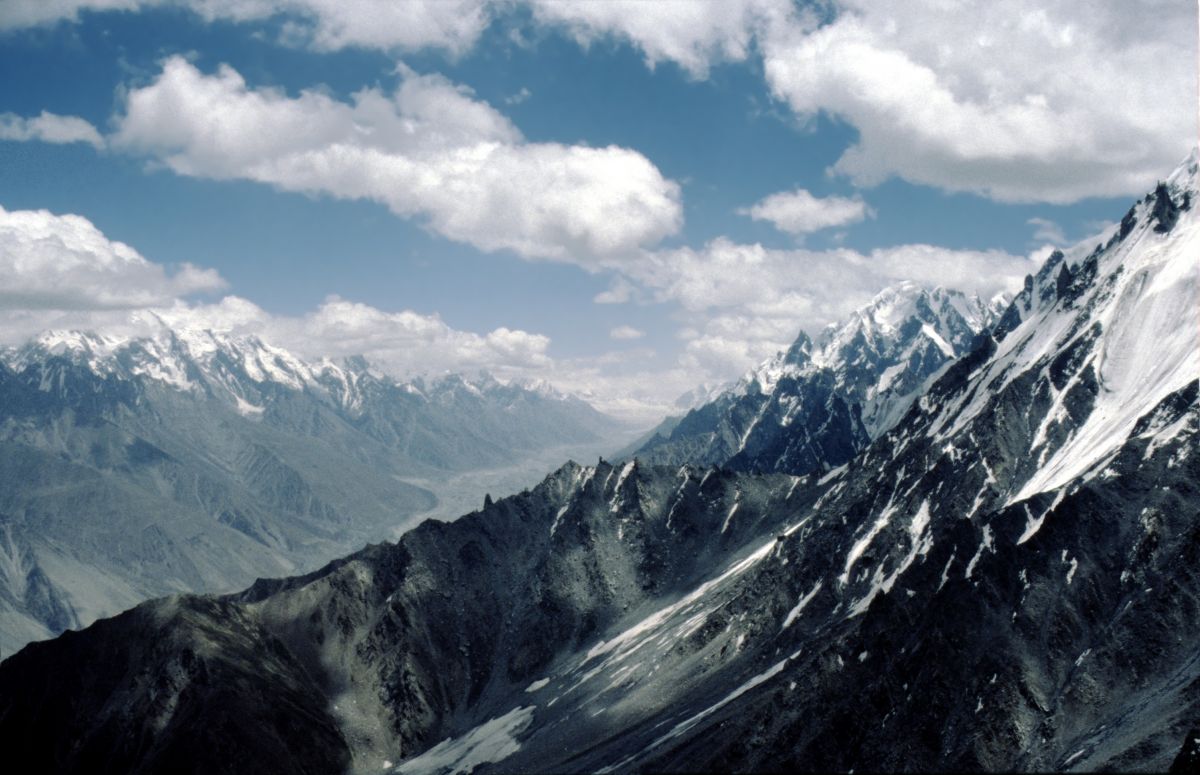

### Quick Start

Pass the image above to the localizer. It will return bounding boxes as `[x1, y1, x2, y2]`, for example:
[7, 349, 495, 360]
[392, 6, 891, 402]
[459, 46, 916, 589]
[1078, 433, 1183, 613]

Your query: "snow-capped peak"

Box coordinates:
[10, 329, 129, 370]
[2, 323, 590, 418]
[721, 280, 1003, 436]
[512, 377, 570, 401]
[673, 381, 735, 412]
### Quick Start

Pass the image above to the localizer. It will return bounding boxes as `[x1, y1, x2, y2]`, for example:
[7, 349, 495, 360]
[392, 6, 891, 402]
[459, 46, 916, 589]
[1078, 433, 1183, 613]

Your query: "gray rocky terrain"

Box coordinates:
[0, 156, 1196, 773]
[0, 333, 626, 655]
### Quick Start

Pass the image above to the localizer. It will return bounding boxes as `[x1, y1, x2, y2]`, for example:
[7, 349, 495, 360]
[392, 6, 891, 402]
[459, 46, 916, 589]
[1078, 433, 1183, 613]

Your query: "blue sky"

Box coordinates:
[0, 1, 1194, 422]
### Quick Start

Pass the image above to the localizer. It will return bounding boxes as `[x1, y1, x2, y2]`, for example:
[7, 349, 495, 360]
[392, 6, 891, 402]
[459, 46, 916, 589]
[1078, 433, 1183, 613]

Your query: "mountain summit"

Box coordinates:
[635, 281, 1008, 475]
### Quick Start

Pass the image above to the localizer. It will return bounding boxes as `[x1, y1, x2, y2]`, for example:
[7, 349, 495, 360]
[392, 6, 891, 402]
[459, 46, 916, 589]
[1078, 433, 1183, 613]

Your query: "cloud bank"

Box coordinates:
[0, 205, 551, 382]
[760, 0, 1196, 202]
[626, 238, 1035, 378]
[0, 201, 1040, 423]
[0, 0, 491, 53]
[4, 0, 1190, 419]
[0, 205, 224, 311]
[110, 57, 681, 263]
[8, 1, 1192, 206]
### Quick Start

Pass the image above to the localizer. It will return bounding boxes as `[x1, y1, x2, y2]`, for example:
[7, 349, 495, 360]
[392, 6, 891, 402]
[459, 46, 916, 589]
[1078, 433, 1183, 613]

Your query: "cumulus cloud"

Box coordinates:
[0, 204, 661, 420]
[524, 0, 796, 77]
[287, 298, 552, 376]
[11, 1, 1177, 417]
[4, 0, 798, 74]
[0, 201, 1045, 424]
[609, 325, 644, 340]
[11, 1, 1191, 204]
[760, 0, 1196, 203]
[154, 295, 554, 377]
[0, 204, 556, 391]
[0, 111, 104, 148]
[740, 188, 872, 235]
[0, 205, 224, 312]
[111, 57, 681, 262]
[1, 0, 492, 53]
[620, 237, 1036, 378]
[158, 295, 687, 423]
[1027, 217, 1068, 246]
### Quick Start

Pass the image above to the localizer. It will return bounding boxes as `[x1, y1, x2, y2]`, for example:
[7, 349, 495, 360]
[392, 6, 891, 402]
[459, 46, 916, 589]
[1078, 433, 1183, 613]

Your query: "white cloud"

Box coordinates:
[761, 0, 1197, 203]
[10, 1, 1191, 205]
[0, 204, 554, 395]
[618, 237, 1035, 378]
[1027, 217, 1067, 246]
[593, 277, 637, 305]
[0, 201, 1046, 426]
[609, 325, 644, 340]
[160, 295, 690, 423]
[0, 111, 104, 148]
[1, 293, 555, 385]
[197, 0, 491, 53]
[0, 0, 493, 53]
[740, 188, 872, 235]
[544, 360, 700, 425]
[154, 295, 553, 377]
[524, 0, 796, 77]
[11, 1, 1177, 418]
[0, 205, 224, 312]
[111, 57, 681, 262]
[0, 0, 146, 30]
[504, 87, 532, 106]
[2, 0, 797, 74]
[287, 298, 552, 375]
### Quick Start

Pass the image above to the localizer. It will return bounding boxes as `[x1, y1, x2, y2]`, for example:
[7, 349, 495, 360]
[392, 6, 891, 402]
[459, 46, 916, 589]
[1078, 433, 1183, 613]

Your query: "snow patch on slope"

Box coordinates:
[393, 706, 534, 775]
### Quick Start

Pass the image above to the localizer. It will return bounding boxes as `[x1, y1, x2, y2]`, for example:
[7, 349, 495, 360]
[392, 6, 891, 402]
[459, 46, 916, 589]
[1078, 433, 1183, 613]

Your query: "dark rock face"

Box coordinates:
[0, 598, 351, 774]
[1172, 727, 1200, 773]
[0, 158, 1196, 774]
[1153, 181, 1182, 234]
[1119, 203, 1139, 240]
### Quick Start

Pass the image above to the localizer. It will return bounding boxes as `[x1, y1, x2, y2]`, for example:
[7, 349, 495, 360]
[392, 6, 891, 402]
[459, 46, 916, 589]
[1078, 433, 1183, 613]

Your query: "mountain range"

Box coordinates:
[633, 282, 1008, 475]
[0, 328, 625, 655]
[0, 154, 1197, 773]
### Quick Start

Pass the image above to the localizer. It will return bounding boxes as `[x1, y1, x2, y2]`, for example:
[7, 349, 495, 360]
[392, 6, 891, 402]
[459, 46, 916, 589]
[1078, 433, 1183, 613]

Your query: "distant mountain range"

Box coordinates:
[1, 154, 1197, 773]
[0, 328, 624, 654]
[633, 282, 1008, 475]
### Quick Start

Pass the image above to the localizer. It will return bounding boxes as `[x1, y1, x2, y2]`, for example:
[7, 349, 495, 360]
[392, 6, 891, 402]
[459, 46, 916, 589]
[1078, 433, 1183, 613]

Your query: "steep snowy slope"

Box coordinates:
[635, 282, 1006, 475]
[0, 156, 1196, 773]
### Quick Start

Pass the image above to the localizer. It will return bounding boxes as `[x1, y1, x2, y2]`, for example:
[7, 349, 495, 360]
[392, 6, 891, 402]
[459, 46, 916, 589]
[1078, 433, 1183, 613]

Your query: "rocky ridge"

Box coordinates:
[635, 282, 1008, 476]
[0, 155, 1197, 773]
